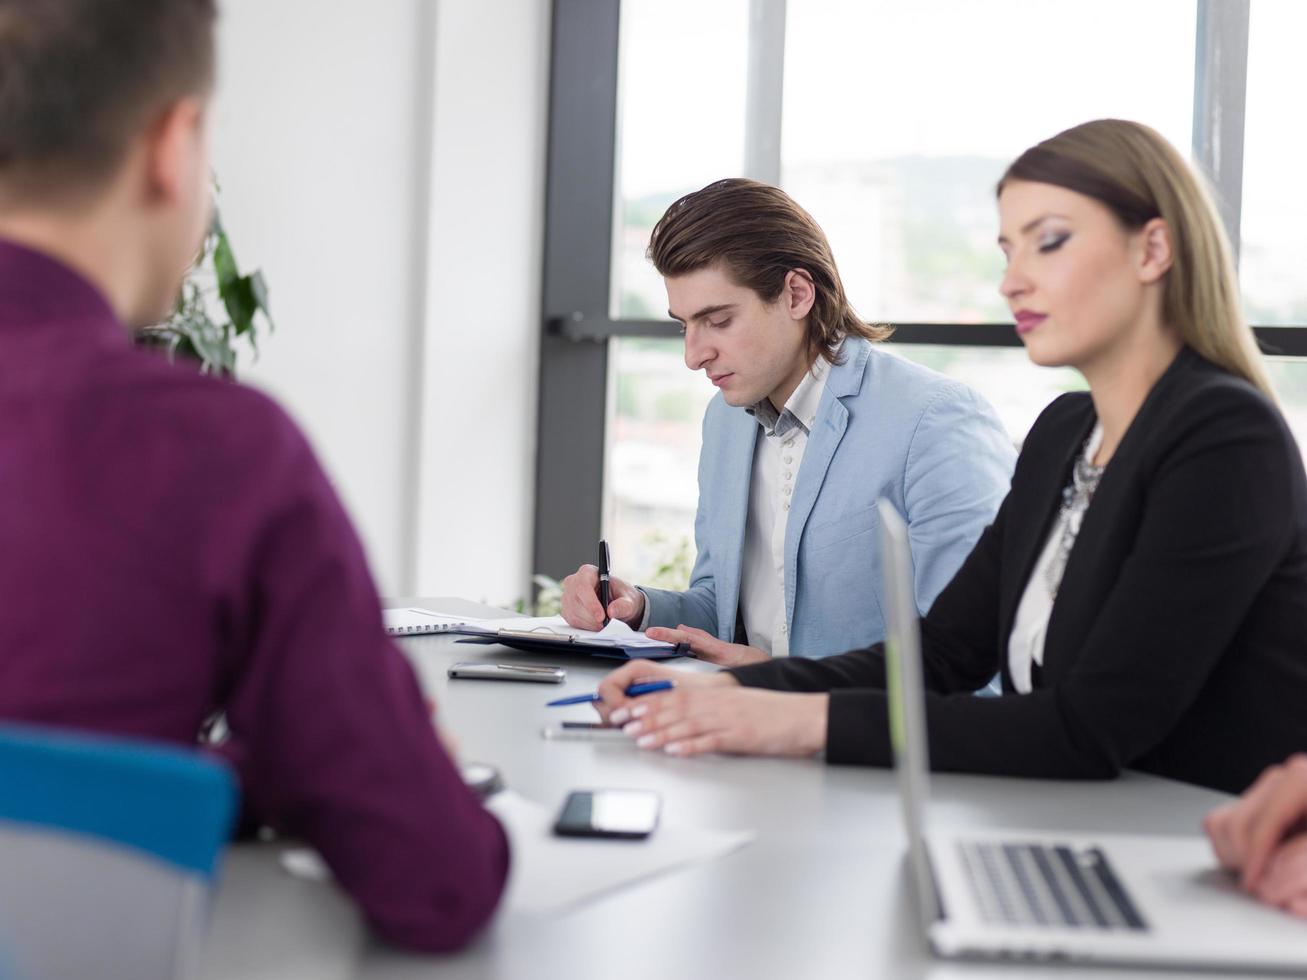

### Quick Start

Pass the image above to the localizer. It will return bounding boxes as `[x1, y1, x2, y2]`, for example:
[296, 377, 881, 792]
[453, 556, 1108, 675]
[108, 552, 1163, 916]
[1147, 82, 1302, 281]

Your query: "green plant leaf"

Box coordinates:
[212, 229, 238, 290]
[249, 270, 272, 320]
[224, 277, 259, 337]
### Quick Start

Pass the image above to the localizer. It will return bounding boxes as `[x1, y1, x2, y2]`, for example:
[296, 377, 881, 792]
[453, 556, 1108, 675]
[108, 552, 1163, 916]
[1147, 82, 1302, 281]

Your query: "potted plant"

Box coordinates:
[138, 207, 272, 377]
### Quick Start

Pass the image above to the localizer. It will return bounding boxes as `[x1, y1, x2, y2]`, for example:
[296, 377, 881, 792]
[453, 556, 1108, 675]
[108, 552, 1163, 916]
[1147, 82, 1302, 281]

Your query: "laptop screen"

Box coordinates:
[876, 498, 943, 931]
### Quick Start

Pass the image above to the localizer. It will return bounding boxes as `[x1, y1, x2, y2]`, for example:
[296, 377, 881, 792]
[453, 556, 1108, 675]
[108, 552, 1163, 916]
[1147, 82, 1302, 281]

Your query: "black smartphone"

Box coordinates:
[552, 789, 661, 840]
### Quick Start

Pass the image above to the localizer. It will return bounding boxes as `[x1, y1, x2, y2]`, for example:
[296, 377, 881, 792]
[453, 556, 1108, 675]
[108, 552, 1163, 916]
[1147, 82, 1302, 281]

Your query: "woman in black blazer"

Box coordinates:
[593, 119, 1307, 796]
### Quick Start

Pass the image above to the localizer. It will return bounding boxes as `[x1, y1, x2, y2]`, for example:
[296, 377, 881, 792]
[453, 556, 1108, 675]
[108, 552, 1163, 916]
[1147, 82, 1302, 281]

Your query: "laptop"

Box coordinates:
[875, 498, 1307, 973]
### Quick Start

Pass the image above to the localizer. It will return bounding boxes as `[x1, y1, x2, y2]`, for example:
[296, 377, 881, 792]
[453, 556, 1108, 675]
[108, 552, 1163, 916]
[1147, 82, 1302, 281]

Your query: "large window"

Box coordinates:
[536, 0, 1307, 585]
[1240, 0, 1307, 327]
[612, 0, 749, 320]
[783, 0, 1193, 325]
[605, 340, 715, 583]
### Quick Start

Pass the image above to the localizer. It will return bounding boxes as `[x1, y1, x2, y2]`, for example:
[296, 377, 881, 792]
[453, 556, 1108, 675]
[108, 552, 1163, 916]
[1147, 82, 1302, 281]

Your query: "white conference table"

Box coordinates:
[200, 598, 1268, 980]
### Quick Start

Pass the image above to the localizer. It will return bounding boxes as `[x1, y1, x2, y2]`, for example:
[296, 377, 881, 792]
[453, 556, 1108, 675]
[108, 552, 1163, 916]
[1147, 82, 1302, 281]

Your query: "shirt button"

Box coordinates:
[783, 502, 790, 511]
[783, 486, 792, 496]
[783, 438, 794, 448]
[780, 625, 788, 635]
[783, 470, 792, 481]
[783, 455, 793, 464]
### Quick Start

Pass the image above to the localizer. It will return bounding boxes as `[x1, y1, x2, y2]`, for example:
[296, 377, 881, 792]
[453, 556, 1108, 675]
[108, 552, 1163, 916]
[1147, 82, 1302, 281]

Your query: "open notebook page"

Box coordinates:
[463, 615, 674, 650]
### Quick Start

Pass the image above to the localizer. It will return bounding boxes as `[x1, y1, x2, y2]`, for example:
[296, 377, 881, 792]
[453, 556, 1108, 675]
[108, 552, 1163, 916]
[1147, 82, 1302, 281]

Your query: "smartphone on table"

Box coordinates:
[552, 789, 661, 840]
[541, 721, 626, 741]
[447, 662, 565, 683]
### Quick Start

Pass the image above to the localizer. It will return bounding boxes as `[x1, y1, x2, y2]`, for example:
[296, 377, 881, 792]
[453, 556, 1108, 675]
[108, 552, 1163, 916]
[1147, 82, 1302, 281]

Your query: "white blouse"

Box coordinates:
[1007, 423, 1104, 693]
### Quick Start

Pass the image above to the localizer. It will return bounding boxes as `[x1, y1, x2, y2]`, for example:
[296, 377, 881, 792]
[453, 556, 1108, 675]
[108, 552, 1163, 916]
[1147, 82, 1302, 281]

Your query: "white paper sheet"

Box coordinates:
[485, 791, 754, 915]
[279, 791, 754, 918]
[462, 615, 677, 651]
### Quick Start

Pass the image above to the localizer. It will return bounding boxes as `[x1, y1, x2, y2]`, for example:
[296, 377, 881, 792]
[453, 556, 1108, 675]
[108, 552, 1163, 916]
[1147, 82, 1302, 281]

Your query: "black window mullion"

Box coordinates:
[533, 0, 622, 582]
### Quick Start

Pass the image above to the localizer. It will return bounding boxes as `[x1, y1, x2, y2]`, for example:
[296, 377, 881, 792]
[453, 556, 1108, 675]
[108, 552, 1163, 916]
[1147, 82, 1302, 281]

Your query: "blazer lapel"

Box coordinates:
[1039, 348, 1196, 679]
[715, 408, 759, 640]
[783, 341, 866, 626]
[784, 406, 848, 628]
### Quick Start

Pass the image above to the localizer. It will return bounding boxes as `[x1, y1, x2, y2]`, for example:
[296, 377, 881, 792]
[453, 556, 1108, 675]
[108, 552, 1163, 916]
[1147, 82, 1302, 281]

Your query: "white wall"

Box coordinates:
[414, 1, 548, 607]
[210, 0, 547, 603]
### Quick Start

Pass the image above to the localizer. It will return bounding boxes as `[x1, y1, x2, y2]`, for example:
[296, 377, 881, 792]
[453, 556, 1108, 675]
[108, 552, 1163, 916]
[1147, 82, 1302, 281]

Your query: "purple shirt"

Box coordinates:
[0, 239, 507, 952]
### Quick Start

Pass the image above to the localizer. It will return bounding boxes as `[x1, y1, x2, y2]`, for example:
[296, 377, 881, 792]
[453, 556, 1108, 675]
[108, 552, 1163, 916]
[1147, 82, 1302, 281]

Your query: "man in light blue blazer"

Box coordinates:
[561, 179, 1014, 666]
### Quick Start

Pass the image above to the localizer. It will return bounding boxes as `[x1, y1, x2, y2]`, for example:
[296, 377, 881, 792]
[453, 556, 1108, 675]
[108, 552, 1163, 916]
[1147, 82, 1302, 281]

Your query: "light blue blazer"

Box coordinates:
[642, 338, 1016, 658]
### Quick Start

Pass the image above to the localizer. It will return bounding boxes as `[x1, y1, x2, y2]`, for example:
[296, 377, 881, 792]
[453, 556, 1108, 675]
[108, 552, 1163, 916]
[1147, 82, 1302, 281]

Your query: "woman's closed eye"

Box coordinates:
[1038, 231, 1071, 254]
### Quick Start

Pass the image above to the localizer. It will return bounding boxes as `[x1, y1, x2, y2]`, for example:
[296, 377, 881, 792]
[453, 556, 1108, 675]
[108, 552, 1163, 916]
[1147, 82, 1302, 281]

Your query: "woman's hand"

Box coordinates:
[646, 624, 770, 667]
[1205, 754, 1307, 903]
[1254, 834, 1307, 919]
[611, 684, 828, 759]
[591, 659, 733, 725]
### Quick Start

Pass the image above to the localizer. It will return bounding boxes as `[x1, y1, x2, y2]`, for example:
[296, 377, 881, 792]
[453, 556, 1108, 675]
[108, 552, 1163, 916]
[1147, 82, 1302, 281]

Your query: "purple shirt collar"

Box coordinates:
[0, 237, 127, 348]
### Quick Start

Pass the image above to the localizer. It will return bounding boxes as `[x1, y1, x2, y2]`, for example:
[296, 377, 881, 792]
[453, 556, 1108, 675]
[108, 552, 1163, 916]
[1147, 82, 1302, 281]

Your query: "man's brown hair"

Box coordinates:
[647, 178, 891, 364]
[0, 0, 217, 201]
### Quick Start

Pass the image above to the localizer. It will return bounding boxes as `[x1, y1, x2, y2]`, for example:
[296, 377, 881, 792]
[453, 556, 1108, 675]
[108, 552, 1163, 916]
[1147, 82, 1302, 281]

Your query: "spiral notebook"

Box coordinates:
[383, 607, 487, 636]
[383, 608, 582, 637]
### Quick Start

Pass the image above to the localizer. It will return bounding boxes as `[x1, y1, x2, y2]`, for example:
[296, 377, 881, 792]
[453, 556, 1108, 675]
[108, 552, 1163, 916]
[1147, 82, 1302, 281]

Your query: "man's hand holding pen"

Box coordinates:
[561, 563, 646, 631]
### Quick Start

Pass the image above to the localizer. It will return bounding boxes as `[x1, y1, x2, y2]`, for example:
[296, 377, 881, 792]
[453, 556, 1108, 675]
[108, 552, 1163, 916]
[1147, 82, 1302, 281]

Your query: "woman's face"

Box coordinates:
[997, 180, 1156, 372]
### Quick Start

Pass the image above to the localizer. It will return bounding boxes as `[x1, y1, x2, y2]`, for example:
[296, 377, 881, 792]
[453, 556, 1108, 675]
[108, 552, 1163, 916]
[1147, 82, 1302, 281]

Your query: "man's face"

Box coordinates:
[666, 264, 810, 409]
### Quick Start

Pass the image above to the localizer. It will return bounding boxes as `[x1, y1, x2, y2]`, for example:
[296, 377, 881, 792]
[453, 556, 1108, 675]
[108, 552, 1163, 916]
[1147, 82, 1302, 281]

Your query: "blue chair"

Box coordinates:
[0, 722, 237, 980]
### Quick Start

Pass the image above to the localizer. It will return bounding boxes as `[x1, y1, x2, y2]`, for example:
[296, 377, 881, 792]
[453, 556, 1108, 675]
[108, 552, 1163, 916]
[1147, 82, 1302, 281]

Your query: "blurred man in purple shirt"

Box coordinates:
[0, 0, 506, 952]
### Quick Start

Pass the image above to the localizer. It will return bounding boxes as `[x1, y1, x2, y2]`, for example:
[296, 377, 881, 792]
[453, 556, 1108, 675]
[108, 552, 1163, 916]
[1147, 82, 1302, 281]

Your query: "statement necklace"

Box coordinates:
[1044, 426, 1105, 599]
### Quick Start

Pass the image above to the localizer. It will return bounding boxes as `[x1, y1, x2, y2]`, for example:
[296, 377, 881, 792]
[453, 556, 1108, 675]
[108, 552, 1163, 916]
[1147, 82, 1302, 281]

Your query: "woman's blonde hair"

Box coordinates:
[998, 119, 1274, 399]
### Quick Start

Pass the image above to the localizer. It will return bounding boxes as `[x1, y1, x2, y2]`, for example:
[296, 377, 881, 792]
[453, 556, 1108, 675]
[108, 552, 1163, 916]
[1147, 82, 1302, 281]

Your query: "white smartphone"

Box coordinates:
[541, 721, 628, 741]
[447, 662, 566, 683]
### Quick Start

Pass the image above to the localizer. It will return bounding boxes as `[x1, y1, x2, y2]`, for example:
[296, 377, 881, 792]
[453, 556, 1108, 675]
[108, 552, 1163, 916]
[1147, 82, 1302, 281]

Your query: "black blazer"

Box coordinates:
[731, 348, 1307, 793]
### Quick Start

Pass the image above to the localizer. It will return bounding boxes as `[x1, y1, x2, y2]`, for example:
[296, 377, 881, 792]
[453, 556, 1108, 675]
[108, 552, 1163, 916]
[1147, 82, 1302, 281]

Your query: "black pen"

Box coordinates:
[598, 539, 612, 626]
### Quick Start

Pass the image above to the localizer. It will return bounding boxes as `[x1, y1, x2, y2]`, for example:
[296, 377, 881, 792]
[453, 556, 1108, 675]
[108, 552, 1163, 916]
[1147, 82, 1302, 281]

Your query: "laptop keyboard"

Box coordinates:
[957, 842, 1148, 931]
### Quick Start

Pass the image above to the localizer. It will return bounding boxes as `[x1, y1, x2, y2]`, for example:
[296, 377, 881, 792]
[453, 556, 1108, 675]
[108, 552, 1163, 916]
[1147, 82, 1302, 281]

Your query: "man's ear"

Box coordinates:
[1136, 216, 1173, 285]
[141, 97, 206, 207]
[784, 268, 817, 321]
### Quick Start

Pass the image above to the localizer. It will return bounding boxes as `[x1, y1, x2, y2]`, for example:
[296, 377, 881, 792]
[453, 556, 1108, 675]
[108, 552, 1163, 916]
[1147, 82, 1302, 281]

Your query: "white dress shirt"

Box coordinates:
[737, 358, 830, 656]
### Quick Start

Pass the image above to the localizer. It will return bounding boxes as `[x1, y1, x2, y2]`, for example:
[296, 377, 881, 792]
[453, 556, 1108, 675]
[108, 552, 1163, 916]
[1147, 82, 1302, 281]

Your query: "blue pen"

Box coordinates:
[546, 679, 673, 708]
